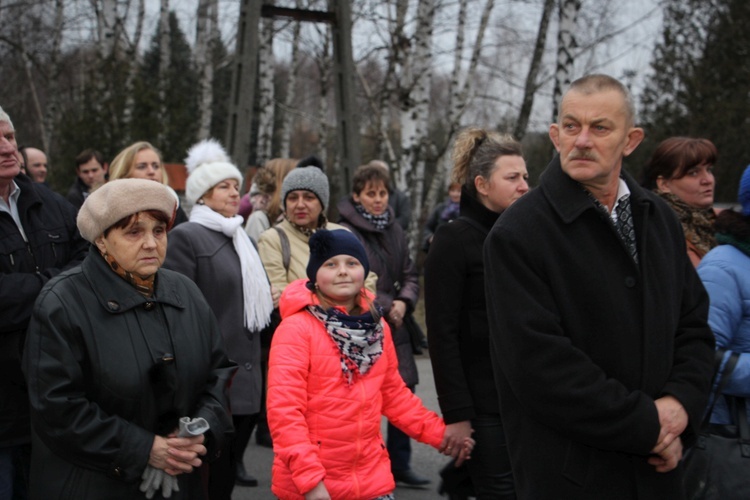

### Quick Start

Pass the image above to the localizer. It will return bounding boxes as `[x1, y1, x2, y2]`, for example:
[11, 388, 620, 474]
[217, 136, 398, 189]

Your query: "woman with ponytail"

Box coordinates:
[425, 127, 528, 499]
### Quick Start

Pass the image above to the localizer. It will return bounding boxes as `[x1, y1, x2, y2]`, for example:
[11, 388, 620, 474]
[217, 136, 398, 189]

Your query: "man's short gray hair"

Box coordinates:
[566, 74, 637, 126]
[0, 106, 14, 130]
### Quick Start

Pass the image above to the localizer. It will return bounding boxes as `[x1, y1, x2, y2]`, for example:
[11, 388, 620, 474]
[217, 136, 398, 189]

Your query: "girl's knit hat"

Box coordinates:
[306, 229, 369, 290]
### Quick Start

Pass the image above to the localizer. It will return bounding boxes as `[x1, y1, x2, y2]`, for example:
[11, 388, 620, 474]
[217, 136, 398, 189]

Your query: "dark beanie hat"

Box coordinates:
[306, 229, 370, 290]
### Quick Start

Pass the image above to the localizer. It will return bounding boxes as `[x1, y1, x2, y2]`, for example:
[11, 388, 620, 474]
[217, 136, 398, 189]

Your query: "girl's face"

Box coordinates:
[130, 148, 163, 183]
[315, 254, 365, 311]
[476, 155, 530, 213]
[353, 180, 389, 216]
[657, 162, 715, 209]
[202, 179, 241, 218]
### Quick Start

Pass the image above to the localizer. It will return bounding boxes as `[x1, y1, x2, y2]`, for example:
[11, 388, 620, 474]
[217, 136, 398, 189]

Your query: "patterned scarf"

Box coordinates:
[307, 304, 384, 386]
[102, 251, 155, 297]
[354, 203, 390, 231]
[288, 213, 328, 237]
[657, 192, 717, 258]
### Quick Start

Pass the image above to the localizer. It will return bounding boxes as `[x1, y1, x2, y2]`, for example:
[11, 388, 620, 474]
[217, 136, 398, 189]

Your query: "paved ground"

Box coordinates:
[233, 352, 452, 499]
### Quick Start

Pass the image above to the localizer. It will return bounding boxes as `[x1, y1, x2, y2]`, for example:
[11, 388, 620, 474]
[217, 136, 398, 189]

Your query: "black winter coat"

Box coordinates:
[424, 187, 500, 423]
[23, 251, 236, 499]
[0, 174, 87, 446]
[338, 198, 420, 386]
[484, 156, 715, 499]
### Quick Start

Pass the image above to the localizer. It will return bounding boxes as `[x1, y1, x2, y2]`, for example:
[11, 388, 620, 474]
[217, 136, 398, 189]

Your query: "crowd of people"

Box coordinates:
[1, 71, 748, 500]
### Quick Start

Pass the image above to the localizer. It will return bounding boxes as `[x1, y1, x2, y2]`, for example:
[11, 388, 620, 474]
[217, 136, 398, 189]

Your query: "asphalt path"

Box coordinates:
[233, 352, 453, 500]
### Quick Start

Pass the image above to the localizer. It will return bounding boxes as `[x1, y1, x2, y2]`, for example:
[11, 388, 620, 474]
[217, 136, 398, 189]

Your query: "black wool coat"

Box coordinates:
[484, 156, 715, 500]
[424, 187, 501, 423]
[338, 198, 420, 387]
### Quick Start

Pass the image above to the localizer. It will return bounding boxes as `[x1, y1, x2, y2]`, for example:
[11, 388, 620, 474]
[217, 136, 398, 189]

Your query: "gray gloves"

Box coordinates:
[140, 417, 210, 499]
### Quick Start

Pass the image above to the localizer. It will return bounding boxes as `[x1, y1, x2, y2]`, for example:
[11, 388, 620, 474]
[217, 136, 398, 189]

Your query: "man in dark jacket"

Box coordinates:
[66, 149, 108, 209]
[484, 75, 715, 499]
[0, 106, 88, 498]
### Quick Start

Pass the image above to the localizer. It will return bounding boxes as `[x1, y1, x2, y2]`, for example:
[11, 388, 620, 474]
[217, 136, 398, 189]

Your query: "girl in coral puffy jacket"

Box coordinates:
[267, 230, 474, 500]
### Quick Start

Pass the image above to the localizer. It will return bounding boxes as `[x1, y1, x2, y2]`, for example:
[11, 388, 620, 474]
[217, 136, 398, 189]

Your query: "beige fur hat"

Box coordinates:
[77, 179, 177, 242]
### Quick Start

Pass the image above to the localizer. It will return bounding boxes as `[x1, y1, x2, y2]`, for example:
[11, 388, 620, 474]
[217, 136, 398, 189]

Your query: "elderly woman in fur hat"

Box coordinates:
[23, 179, 236, 500]
[163, 139, 278, 498]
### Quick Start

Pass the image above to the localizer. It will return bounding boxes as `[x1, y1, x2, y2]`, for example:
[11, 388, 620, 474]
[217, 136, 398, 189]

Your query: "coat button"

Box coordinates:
[624, 277, 637, 288]
[107, 301, 120, 311]
[144, 302, 154, 310]
[113, 466, 122, 477]
[244, 362, 253, 371]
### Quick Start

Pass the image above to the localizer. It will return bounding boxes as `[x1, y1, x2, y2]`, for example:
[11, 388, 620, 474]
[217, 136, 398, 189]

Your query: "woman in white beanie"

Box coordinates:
[163, 139, 278, 498]
[23, 178, 236, 500]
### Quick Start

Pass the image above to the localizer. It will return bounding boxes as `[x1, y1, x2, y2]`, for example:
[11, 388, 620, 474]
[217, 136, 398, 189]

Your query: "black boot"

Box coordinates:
[235, 462, 258, 487]
[393, 469, 430, 487]
[255, 418, 273, 448]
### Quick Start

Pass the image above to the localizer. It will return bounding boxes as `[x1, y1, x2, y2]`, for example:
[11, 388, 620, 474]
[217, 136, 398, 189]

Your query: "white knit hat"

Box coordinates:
[184, 139, 243, 204]
[77, 179, 177, 242]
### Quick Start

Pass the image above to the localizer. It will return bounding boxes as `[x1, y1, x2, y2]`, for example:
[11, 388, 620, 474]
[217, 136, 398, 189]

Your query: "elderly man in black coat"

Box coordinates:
[484, 74, 715, 499]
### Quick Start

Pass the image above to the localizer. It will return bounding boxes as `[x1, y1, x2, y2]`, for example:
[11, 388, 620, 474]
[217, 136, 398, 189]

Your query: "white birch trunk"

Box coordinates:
[157, 0, 170, 146]
[195, 0, 217, 140]
[122, 0, 145, 142]
[553, 0, 582, 122]
[514, 0, 555, 140]
[400, 0, 435, 255]
[256, 17, 275, 165]
[278, 0, 304, 159]
[41, 0, 65, 153]
[92, 0, 118, 59]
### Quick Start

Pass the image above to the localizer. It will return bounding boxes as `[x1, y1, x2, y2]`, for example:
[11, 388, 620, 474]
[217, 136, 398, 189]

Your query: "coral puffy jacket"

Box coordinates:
[268, 279, 445, 499]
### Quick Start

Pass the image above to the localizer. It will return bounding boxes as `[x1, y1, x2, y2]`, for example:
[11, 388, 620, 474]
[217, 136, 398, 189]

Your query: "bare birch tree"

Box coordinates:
[195, 0, 219, 140]
[278, 0, 305, 158]
[256, 15, 276, 165]
[156, 0, 170, 145]
[514, 0, 555, 140]
[553, 0, 582, 121]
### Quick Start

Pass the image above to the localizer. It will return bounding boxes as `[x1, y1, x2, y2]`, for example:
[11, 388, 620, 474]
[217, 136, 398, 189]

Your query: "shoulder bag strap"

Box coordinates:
[273, 226, 291, 273]
[700, 350, 741, 428]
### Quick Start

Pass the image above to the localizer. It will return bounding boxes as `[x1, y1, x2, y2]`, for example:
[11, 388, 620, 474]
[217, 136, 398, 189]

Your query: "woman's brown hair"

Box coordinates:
[641, 137, 718, 190]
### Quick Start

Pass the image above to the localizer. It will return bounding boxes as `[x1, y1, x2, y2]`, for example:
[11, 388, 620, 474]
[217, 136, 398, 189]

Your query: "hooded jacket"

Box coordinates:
[23, 251, 236, 499]
[267, 279, 445, 500]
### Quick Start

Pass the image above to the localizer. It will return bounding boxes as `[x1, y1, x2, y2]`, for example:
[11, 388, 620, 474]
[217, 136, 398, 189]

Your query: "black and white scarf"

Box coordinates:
[355, 203, 390, 231]
[307, 304, 384, 385]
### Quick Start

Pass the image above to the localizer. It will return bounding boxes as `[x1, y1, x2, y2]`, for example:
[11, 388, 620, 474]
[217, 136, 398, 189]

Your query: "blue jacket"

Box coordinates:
[697, 244, 750, 424]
